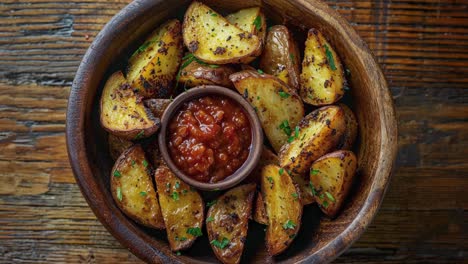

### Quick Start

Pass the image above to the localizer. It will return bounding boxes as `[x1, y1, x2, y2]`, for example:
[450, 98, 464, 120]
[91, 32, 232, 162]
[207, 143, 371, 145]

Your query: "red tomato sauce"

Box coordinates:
[168, 95, 252, 183]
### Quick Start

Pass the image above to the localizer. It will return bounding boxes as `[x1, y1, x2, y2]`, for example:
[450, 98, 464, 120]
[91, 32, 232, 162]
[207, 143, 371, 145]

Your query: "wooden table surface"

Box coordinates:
[1, 0, 467, 263]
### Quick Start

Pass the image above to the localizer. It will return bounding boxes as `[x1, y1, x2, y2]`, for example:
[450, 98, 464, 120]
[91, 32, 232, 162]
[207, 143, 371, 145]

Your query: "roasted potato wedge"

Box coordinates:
[300, 28, 345, 106]
[111, 145, 165, 229]
[244, 146, 278, 184]
[178, 56, 236, 88]
[260, 25, 301, 91]
[261, 165, 302, 256]
[206, 183, 256, 264]
[100, 71, 159, 140]
[290, 172, 315, 205]
[127, 19, 183, 98]
[182, 1, 261, 64]
[230, 70, 304, 152]
[226, 7, 266, 43]
[144, 98, 171, 118]
[154, 163, 204, 251]
[279, 105, 346, 174]
[253, 192, 268, 225]
[108, 134, 133, 161]
[338, 103, 358, 150]
[310, 150, 357, 217]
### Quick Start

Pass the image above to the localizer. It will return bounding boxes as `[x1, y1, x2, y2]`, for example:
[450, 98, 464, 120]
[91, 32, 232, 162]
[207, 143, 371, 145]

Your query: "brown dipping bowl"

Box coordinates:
[157, 85, 263, 191]
[66, 0, 398, 263]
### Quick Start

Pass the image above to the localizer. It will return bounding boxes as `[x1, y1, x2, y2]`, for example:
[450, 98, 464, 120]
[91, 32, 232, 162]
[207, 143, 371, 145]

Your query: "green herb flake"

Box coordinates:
[324, 44, 337, 71]
[211, 13, 218, 17]
[134, 130, 145, 140]
[211, 237, 230, 249]
[311, 169, 320, 175]
[325, 191, 336, 202]
[288, 126, 300, 142]
[176, 251, 181, 256]
[309, 181, 317, 196]
[289, 53, 295, 62]
[113, 170, 121, 178]
[279, 168, 284, 175]
[279, 120, 291, 136]
[267, 176, 274, 184]
[175, 181, 180, 189]
[179, 237, 187, 241]
[206, 217, 215, 222]
[132, 40, 154, 57]
[209, 64, 220, 68]
[207, 200, 217, 207]
[282, 220, 296, 230]
[292, 192, 299, 200]
[186, 227, 203, 237]
[253, 15, 262, 31]
[257, 96, 260, 100]
[131, 160, 136, 167]
[142, 160, 148, 168]
[257, 69, 264, 74]
[171, 191, 179, 201]
[278, 90, 290, 98]
[139, 191, 147, 196]
[116, 187, 123, 201]
[322, 200, 329, 208]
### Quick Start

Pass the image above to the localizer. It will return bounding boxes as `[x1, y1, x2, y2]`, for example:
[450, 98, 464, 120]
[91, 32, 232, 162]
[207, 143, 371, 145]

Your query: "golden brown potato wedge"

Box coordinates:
[178, 55, 236, 88]
[260, 25, 301, 91]
[261, 164, 302, 256]
[244, 146, 278, 184]
[300, 28, 345, 106]
[108, 134, 133, 161]
[230, 70, 304, 152]
[182, 1, 261, 64]
[279, 105, 346, 175]
[206, 183, 256, 264]
[111, 145, 165, 229]
[100, 71, 159, 140]
[309, 150, 357, 217]
[127, 19, 183, 98]
[253, 192, 268, 225]
[338, 103, 358, 150]
[290, 172, 315, 205]
[154, 163, 204, 251]
[144, 98, 171, 119]
[226, 7, 266, 43]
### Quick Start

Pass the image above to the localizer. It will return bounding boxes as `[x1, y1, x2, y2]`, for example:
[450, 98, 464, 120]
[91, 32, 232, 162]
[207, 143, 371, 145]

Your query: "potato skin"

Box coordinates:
[111, 145, 165, 229]
[338, 103, 358, 150]
[154, 163, 204, 251]
[206, 184, 256, 264]
[100, 71, 159, 140]
[179, 59, 236, 88]
[310, 150, 357, 217]
[253, 192, 268, 225]
[144, 98, 171, 118]
[230, 70, 304, 152]
[300, 28, 345, 105]
[108, 134, 133, 161]
[261, 165, 302, 256]
[260, 25, 301, 91]
[279, 105, 346, 174]
[127, 19, 183, 98]
[182, 1, 261, 64]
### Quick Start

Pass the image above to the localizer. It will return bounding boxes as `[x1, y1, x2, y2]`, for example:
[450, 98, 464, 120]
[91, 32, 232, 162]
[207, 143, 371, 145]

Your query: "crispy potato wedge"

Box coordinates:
[260, 25, 301, 91]
[154, 163, 204, 251]
[244, 146, 278, 184]
[279, 105, 346, 174]
[206, 183, 256, 264]
[230, 70, 304, 152]
[290, 172, 315, 205]
[111, 145, 165, 229]
[300, 28, 345, 106]
[182, 1, 261, 64]
[338, 103, 358, 150]
[178, 57, 236, 88]
[144, 98, 171, 119]
[261, 165, 302, 256]
[253, 192, 268, 225]
[310, 150, 357, 217]
[108, 134, 133, 161]
[100, 71, 159, 140]
[127, 19, 183, 98]
[226, 7, 266, 43]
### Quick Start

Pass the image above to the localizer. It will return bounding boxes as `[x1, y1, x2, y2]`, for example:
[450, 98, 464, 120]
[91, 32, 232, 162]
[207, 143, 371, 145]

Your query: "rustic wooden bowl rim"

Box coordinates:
[157, 85, 264, 191]
[66, 0, 398, 263]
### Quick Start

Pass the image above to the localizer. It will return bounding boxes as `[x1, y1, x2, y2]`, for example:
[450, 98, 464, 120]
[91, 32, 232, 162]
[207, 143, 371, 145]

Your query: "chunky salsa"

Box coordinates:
[168, 95, 252, 183]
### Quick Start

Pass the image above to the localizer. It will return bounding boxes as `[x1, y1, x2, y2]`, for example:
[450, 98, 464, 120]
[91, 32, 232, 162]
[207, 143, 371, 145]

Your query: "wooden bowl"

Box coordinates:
[66, 0, 398, 263]
[157, 85, 264, 191]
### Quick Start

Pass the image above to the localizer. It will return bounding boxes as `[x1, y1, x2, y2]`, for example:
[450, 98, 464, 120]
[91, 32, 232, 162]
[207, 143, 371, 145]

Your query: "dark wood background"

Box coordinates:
[1, 0, 467, 263]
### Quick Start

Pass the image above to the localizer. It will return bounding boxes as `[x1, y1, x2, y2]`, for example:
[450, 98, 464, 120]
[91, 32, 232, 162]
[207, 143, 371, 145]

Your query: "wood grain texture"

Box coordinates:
[0, 0, 466, 263]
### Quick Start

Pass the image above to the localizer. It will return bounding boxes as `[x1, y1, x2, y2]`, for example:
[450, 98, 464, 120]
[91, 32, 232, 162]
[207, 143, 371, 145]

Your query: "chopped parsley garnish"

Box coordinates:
[253, 15, 262, 31]
[211, 237, 230, 249]
[179, 237, 187, 241]
[175, 181, 180, 189]
[139, 191, 147, 196]
[311, 169, 320, 175]
[113, 170, 121, 178]
[142, 160, 148, 168]
[279, 168, 284, 175]
[131, 160, 136, 167]
[309, 181, 317, 196]
[291, 192, 299, 200]
[176, 53, 218, 83]
[267, 176, 274, 184]
[132, 40, 155, 56]
[257, 69, 264, 74]
[171, 191, 179, 201]
[116, 187, 122, 201]
[134, 130, 145, 140]
[324, 44, 337, 71]
[279, 120, 291, 136]
[206, 217, 215, 222]
[257, 96, 260, 100]
[322, 200, 329, 208]
[207, 200, 217, 207]
[325, 191, 336, 202]
[278, 90, 290, 98]
[186, 227, 203, 237]
[288, 126, 300, 143]
[211, 13, 217, 17]
[176, 251, 181, 256]
[282, 220, 296, 230]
